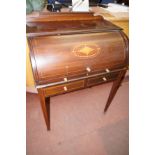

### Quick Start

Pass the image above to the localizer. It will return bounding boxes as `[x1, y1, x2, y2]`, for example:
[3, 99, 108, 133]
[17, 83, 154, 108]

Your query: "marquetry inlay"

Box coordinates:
[73, 43, 101, 58]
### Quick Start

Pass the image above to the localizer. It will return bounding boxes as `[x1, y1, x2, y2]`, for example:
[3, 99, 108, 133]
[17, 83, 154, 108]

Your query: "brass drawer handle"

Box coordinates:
[86, 67, 91, 72]
[63, 86, 68, 91]
[105, 68, 110, 73]
[102, 77, 107, 81]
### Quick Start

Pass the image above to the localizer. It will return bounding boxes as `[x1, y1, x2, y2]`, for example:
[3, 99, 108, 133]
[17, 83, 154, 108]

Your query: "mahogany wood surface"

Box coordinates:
[26, 12, 121, 37]
[27, 12, 129, 130]
[104, 70, 127, 113]
[37, 89, 50, 130]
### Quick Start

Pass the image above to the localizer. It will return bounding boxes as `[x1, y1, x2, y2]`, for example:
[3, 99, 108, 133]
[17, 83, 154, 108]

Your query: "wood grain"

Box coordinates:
[27, 12, 129, 130]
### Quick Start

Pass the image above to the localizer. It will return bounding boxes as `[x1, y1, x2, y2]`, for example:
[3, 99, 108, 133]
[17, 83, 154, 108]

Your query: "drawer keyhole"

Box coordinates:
[105, 68, 110, 73]
[102, 77, 107, 81]
[64, 86, 68, 91]
[64, 77, 68, 82]
[86, 67, 91, 72]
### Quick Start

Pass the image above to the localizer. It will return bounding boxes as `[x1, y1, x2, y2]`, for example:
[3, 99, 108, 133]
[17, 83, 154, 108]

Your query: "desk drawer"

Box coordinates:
[44, 80, 84, 97]
[87, 72, 119, 87]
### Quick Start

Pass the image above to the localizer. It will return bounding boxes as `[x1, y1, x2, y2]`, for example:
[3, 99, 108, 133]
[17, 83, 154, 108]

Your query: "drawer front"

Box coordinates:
[44, 80, 84, 97]
[87, 72, 119, 87]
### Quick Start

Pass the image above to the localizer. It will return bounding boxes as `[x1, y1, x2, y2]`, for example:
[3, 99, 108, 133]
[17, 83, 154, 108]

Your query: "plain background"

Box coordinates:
[0, 0, 155, 155]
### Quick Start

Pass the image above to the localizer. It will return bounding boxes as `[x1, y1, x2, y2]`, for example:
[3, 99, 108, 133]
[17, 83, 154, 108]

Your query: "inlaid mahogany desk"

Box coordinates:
[26, 12, 129, 130]
[26, 6, 129, 91]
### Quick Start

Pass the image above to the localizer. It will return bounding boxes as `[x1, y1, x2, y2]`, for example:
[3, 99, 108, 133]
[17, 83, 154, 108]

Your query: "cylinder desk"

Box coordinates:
[26, 12, 129, 130]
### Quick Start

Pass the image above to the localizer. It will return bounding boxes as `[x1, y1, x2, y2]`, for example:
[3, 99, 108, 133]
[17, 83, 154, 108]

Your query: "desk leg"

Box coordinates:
[38, 88, 50, 130]
[104, 70, 127, 113]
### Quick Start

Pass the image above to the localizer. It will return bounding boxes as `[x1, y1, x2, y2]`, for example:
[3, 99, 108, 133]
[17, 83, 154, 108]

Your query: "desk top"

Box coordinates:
[26, 12, 122, 37]
[26, 6, 129, 22]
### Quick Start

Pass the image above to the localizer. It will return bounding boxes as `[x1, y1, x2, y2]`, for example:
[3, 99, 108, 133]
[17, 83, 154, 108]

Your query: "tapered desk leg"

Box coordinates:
[104, 70, 127, 113]
[38, 88, 50, 130]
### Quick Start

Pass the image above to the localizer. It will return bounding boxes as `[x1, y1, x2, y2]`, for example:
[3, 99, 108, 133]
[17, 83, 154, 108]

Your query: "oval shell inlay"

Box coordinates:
[73, 43, 101, 58]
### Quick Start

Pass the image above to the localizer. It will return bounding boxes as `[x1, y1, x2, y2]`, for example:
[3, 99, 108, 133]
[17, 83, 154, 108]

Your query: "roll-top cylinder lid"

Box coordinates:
[27, 12, 128, 86]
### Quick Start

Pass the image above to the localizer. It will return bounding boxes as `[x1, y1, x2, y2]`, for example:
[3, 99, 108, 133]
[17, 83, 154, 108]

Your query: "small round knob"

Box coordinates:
[102, 77, 107, 81]
[64, 86, 67, 91]
[105, 68, 110, 73]
[64, 77, 68, 82]
[86, 67, 91, 72]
